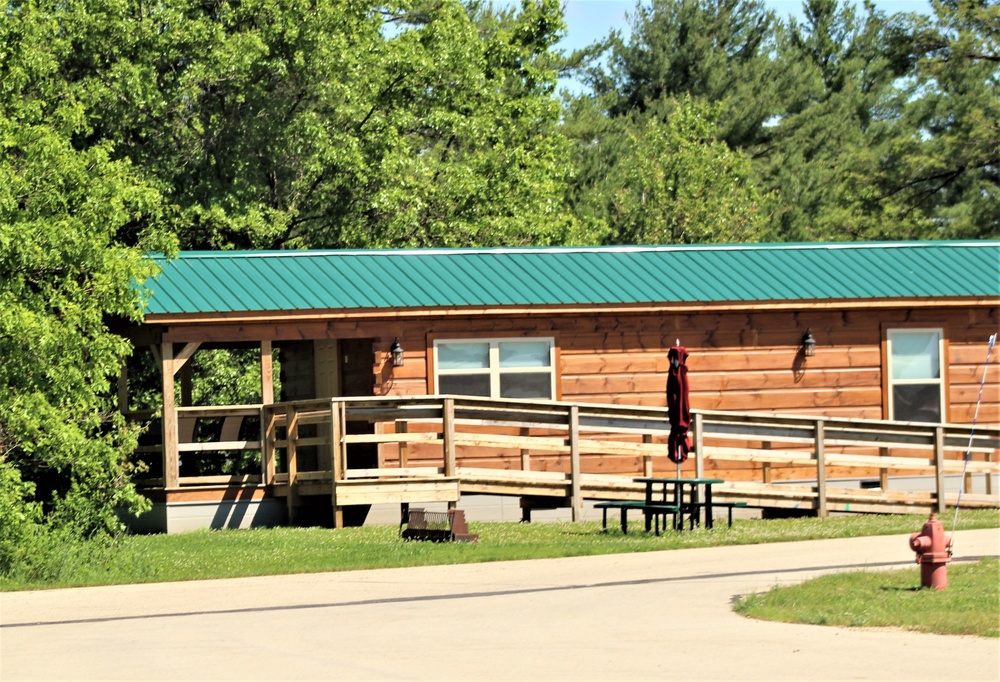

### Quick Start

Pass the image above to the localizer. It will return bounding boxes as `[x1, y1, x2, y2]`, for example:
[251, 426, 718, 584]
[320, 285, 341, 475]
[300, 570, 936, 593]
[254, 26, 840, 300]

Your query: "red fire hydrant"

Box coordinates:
[908, 513, 952, 590]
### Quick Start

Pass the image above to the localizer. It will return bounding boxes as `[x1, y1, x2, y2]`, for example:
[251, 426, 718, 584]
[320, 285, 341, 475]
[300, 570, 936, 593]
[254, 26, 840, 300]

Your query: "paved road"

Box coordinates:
[2, 529, 997, 681]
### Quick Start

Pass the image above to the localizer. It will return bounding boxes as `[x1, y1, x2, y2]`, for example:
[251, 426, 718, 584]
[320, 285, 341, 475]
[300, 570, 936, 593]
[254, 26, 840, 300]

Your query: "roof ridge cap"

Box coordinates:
[167, 240, 995, 259]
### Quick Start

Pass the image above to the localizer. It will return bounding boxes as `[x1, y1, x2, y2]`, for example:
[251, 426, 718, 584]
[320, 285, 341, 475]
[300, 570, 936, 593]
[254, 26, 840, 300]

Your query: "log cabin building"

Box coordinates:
[121, 240, 1000, 532]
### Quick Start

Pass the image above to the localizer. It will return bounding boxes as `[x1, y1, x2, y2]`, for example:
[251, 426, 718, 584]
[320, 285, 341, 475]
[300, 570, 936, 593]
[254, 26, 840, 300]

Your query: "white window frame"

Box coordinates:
[433, 337, 556, 399]
[886, 328, 946, 423]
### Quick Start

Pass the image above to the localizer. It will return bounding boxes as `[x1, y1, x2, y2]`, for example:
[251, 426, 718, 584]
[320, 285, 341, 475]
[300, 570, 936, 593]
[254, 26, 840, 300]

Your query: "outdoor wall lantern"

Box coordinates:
[390, 338, 405, 367]
[801, 329, 816, 358]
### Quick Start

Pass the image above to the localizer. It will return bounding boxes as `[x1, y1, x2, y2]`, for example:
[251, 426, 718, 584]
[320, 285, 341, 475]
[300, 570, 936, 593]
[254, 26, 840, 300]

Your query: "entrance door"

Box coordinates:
[338, 338, 378, 470]
[313, 338, 377, 469]
[339, 338, 376, 398]
[314, 338, 377, 527]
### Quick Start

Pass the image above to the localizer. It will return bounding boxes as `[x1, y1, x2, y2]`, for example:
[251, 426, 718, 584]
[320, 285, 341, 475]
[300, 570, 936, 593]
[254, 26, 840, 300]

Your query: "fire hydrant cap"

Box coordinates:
[910, 533, 932, 552]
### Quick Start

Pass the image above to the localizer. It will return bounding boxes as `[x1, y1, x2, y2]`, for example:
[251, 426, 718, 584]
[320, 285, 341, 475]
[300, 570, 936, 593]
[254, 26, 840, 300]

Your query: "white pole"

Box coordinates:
[951, 333, 997, 548]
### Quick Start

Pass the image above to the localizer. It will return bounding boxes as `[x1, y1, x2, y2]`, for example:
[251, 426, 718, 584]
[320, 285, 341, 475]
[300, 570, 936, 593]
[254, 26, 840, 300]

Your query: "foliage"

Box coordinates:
[607, 98, 768, 244]
[2, 509, 996, 590]
[0, 0, 173, 570]
[562, 93, 770, 245]
[0, 462, 42, 575]
[874, 0, 1000, 238]
[594, 0, 787, 150]
[577, 0, 998, 241]
[735, 557, 1000, 637]
[52, 0, 584, 250]
[761, 0, 921, 240]
[185, 348, 268, 477]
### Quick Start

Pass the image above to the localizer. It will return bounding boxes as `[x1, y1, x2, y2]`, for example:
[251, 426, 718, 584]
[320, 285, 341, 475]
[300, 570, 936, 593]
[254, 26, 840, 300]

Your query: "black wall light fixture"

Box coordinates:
[802, 329, 816, 357]
[390, 338, 405, 367]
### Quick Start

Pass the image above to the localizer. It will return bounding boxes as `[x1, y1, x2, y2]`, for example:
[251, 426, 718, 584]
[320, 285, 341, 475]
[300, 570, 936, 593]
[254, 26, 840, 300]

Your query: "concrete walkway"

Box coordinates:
[2, 529, 997, 681]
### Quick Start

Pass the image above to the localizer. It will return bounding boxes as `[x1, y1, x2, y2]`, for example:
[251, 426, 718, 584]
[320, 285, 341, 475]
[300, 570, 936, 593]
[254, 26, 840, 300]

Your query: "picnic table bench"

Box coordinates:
[681, 501, 748, 529]
[594, 500, 680, 536]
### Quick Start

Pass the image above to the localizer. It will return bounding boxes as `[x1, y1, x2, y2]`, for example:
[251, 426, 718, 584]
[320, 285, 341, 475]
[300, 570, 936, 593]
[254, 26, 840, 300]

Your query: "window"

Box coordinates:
[887, 329, 945, 423]
[434, 338, 555, 399]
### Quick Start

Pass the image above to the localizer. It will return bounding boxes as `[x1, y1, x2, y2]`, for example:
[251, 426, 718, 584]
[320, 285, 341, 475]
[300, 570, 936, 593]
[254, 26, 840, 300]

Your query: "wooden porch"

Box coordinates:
[133, 395, 1000, 529]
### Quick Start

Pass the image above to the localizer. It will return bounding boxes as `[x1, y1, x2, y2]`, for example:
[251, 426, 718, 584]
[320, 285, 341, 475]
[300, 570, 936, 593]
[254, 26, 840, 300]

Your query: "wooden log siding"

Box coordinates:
[151, 304, 998, 423]
[143, 300, 999, 501]
[257, 306, 996, 485]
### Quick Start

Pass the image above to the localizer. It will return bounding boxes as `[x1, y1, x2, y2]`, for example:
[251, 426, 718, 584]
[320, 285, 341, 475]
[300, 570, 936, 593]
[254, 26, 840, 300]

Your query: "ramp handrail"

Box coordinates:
[256, 396, 998, 519]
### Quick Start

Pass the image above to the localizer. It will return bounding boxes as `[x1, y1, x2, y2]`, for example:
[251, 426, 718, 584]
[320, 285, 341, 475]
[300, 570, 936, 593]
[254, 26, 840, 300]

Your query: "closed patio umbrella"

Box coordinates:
[666, 344, 691, 465]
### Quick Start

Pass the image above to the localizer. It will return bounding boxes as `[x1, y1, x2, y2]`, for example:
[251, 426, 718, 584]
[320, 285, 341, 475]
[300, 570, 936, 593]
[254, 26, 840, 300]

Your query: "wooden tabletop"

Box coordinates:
[633, 477, 725, 485]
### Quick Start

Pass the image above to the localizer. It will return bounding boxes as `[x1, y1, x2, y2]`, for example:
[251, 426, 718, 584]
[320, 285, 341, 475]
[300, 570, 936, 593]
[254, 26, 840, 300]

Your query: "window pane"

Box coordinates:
[892, 384, 941, 423]
[499, 341, 551, 368]
[500, 373, 552, 399]
[438, 342, 489, 370]
[439, 374, 491, 397]
[891, 332, 940, 380]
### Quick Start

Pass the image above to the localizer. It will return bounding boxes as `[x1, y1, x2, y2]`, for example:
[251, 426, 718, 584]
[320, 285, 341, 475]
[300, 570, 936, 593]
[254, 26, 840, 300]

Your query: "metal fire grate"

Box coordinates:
[400, 507, 478, 543]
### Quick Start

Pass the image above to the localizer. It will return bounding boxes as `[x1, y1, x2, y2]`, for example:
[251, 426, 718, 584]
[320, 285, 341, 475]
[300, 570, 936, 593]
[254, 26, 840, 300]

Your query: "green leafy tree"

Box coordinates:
[566, 0, 795, 243]
[57, 0, 582, 250]
[0, 3, 170, 568]
[585, 0, 983, 242]
[559, 92, 624, 244]
[605, 98, 769, 244]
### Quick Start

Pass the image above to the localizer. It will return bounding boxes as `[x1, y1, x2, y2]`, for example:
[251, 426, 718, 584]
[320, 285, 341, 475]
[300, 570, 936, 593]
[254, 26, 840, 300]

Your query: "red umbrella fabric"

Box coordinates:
[666, 345, 691, 463]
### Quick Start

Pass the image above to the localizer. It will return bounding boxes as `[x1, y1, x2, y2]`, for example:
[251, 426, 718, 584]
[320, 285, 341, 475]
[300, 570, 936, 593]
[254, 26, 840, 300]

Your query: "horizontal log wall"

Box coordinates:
[158, 304, 999, 469]
[144, 301, 1000, 490]
[340, 306, 998, 424]
[383, 306, 999, 466]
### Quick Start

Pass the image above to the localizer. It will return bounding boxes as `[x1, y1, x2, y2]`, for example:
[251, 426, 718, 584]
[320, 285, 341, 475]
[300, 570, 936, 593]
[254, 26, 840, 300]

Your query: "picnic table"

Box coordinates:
[596, 477, 742, 535]
[637, 477, 725, 530]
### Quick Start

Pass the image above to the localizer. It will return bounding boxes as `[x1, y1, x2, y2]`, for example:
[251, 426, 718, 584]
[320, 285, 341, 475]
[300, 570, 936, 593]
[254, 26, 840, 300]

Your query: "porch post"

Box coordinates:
[443, 398, 457, 511]
[814, 419, 827, 518]
[262, 406, 277, 487]
[934, 426, 946, 515]
[260, 340, 274, 485]
[260, 340, 274, 405]
[331, 400, 344, 529]
[693, 411, 705, 480]
[879, 446, 890, 490]
[642, 434, 653, 477]
[287, 406, 299, 525]
[569, 405, 582, 522]
[161, 342, 179, 490]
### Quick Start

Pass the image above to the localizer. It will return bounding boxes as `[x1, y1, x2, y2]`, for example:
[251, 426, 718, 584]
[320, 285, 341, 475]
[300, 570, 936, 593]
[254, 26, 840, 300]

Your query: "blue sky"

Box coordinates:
[556, 0, 933, 52]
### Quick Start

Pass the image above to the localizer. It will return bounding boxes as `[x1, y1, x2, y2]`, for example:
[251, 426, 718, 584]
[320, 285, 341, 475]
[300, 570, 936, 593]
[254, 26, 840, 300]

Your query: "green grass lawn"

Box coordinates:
[734, 557, 1000, 637]
[3, 508, 997, 593]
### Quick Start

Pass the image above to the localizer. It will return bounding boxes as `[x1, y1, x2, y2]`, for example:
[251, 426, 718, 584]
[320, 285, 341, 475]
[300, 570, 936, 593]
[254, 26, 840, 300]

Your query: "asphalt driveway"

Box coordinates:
[2, 529, 997, 681]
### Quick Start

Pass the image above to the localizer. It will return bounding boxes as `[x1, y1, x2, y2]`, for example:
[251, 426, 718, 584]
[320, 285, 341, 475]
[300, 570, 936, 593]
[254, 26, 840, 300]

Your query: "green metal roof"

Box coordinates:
[143, 241, 1000, 316]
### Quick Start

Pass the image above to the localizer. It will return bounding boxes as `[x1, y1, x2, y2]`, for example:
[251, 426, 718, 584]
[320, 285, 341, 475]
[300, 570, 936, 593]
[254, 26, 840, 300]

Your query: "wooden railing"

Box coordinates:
[253, 396, 999, 523]
[132, 405, 264, 487]
[693, 410, 998, 515]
